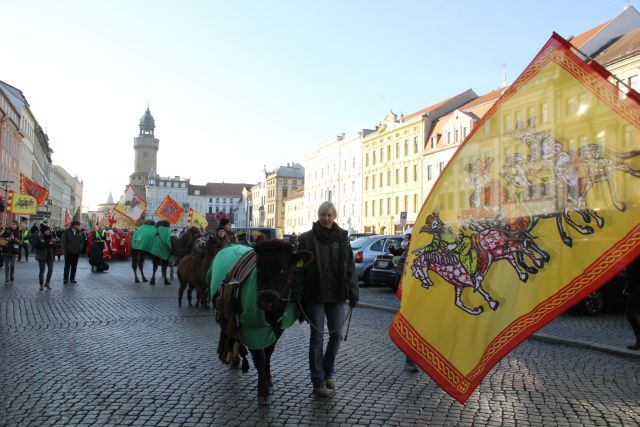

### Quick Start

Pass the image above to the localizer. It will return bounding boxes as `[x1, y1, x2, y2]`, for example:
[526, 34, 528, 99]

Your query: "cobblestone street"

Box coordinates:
[2, 258, 640, 426]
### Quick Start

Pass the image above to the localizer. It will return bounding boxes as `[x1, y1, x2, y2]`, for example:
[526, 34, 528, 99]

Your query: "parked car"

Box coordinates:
[349, 233, 375, 242]
[574, 268, 627, 315]
[370, 252, 405, 291]
[351, 235, 403, 286]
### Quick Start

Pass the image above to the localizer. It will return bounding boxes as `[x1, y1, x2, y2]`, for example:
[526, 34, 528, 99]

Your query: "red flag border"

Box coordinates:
[154, 194, 185, 224]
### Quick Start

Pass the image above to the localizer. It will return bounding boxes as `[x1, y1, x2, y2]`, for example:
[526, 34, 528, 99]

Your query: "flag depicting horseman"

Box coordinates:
[389, 33, 640, 403]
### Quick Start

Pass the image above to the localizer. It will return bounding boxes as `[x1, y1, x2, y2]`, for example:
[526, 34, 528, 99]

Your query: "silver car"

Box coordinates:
[350, 235, 404, 285]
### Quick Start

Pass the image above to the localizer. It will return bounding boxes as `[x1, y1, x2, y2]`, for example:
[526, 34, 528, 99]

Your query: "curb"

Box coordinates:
[357, 302, 640, 360]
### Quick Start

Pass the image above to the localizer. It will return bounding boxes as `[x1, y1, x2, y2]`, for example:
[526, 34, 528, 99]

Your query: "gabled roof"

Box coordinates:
[592, 27, 640, 65]
[569, 19, 612, 49]
[403, 93, 461, 121]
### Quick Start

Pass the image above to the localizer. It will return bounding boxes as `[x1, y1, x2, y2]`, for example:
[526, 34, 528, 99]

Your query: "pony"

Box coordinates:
[212, 240, 311, 406]
[177, 235, 224, 308]
[131, 221, 200, 285]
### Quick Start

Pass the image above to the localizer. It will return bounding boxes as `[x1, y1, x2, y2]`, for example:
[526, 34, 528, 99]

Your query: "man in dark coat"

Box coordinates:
[61, 220, 85, 284]
[293, 201, 358, 398]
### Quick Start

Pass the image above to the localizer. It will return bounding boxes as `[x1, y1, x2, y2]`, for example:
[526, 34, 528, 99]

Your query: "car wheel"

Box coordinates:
[362, 268, 372, 287]
[580, 290, 605, 316]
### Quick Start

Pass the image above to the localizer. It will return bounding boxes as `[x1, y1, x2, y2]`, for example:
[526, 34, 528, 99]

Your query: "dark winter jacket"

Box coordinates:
[35, 233, 56, 262]
[1, 228, 23, 256]
[293, 222, 358, 304]
[61, 228, 85, 255]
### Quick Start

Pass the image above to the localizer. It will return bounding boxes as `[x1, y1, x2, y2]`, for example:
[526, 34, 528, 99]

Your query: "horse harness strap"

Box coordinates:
[218, 250, 257, 341]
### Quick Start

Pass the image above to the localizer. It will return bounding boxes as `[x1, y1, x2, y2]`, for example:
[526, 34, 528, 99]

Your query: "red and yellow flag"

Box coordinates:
[187, 208, 207, 229]
[7, 191, 37, 215]
[390, 33, 640, 403]
[155, 195, 184, 224]
[64, 209, 71, 227]
[20, 174, 48, 206]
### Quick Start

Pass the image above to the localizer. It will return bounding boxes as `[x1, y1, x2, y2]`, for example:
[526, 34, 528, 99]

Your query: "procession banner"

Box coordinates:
[64, 208, 71, 227]
[19, 174, 48, 206]
[187, 208, 207, 229]
[389, 33, 640, 403]
[114, 185, 146, 221]
[7, 191, 37, 215]
[155, 195, 184, 224]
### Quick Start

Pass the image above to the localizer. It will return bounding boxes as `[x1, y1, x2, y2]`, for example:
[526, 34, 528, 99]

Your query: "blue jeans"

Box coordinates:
[305, 302, 347, 388]
[38, 260, 54, 286]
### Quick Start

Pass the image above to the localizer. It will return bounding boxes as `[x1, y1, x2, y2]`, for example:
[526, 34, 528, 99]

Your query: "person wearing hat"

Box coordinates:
[216, 225, 231, 247]
[218, 218, 236, 243]
[61, 220, 85, 284]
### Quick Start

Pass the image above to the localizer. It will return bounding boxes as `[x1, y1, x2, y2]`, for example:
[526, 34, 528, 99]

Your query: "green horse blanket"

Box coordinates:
[131, 224, 172, 262]
[210, 244, 296, 350]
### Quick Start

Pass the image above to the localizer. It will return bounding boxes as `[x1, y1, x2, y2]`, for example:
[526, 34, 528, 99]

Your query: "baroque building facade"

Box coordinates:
[361, 90, 476, 234]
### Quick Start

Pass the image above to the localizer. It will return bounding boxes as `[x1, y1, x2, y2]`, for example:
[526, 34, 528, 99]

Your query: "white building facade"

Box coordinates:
[303, 130, 373, 234]
[284, 189, 305, 235]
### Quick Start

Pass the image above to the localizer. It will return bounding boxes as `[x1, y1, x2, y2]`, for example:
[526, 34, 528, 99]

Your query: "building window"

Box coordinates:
[395, 196, 399, 213]
[387, 198, 391, 215]
[413, 165, 418, 181]
[447, 132, 451, 144]
[372, 175, 376, 189]
[427, 165, 432, 181]
[463, 127, 467, 139]
[365, 153, 369, 167]
[431, 136, 436, 149]
[413, 137, 418, 153]
[403, 167, 408, 183]
[380, 147, 384, 163]
[379, 173, 383, 187]
[395, 142, 399, 158]
[216, 198, 220, 203]
[439, 162, 445, 173]
[365, 201, 368, 217]
[414, 194, 418, 213]
[454, 129, 459, 142]
[387, 171, 391, 186]
[542, 103, 549, 123]
[404, 140, 408, 156]
[395, 169, 399, 184]
[208, 207, 213, 213]
[404, 195, 408, 211]
[372, 151, 376, 165]
[387, 145, 391, 160]
[372, 201, 375, 216]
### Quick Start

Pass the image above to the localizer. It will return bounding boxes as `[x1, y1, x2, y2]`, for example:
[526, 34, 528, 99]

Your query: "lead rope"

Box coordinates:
[297, 301, 354, 341]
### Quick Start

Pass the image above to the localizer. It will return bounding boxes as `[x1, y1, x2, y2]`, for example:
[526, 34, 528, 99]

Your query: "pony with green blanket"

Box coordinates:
[131, 220, 201, 285]
[211, 240, 312, 405]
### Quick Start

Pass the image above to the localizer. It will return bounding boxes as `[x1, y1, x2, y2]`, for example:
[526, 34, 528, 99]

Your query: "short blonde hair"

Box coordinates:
[317, 201, 337, 218]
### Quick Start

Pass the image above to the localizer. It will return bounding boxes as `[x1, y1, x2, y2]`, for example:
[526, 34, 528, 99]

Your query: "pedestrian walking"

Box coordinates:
[35, 224, 57, 290]
[293, 201, 358, 398]
[1, 221, 23, 284]
[18, 221, 30, 262]
[61, 220, 84, 284]
[625, 256, 640, 350]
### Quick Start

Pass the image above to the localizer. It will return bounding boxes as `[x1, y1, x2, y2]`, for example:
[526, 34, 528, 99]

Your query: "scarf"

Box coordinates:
[312, 221, 346, 290]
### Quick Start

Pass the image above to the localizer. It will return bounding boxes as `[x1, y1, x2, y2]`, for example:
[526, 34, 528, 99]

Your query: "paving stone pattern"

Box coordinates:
[1, 259, 639, 426]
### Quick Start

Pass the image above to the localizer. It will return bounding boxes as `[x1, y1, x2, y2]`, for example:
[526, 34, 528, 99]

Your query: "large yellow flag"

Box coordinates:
[390, 33, 640, 403]
[187, 208, 207, 229]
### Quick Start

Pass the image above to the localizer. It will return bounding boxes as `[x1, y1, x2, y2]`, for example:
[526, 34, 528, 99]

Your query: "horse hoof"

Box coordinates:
[150, 281, 155, 286]
[164, 281, 171, 286]
[490, 301, 499, 311]
[257, 396, 271, 406]
[143, 278, 148, 283]
[178, 301, 182, 307]
[135, 279, 140, 283]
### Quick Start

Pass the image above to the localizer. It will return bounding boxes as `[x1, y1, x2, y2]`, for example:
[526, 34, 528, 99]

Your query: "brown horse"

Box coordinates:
[131, 221, 201, 285]
[178, 235, 225, 308]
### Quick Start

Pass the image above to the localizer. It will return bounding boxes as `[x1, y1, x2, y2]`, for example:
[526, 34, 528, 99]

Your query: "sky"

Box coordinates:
[1, 0, 635, 209]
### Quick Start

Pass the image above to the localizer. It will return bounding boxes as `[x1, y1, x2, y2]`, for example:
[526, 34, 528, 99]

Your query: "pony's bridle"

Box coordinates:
[256, 288, 290, 302]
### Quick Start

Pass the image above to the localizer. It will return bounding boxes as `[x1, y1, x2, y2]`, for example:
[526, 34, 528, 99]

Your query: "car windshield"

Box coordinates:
[350, 236, 371, 249]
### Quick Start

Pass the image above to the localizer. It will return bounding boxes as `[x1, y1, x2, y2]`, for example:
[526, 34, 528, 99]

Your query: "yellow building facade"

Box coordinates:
[361, 90, 477, 234]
